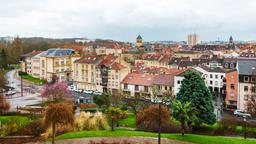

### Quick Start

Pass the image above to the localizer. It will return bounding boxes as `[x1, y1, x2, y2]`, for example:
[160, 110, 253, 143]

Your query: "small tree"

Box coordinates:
[0, 95, 10, 114]
[0, 72, 7, 93]
[172, 100, 197, 136]
[93, 94, 110, 108]
[124, 91, 148, 119]
[106, 107, 127, 131]
[136, 104, 171, 132]
[44, 102, 74, 144]
[41, 81, 72, 103]
[246, 97, 256, 118]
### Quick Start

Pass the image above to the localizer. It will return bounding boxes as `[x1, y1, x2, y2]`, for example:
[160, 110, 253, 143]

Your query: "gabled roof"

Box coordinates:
[238, 59, 256, 75]
[153, 74, 174, 86]
[75, 55, 100, 64]
[122, 73, 155, 86]
[199, 65, 226, 73]
[98, 54, 118, 67]
[41, 48, 75, 57]
[21, 50, 43, 58]
[111, 62, 126, 70]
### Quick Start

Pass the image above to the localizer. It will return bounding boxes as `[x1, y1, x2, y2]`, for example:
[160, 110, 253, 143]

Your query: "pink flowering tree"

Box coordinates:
[41, 81, 72, 102]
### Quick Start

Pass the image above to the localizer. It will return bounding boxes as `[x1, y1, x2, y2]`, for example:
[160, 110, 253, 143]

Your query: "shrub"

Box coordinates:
[44, 124, 73, 139]
[136, 104, 181, 133]
[80, 103, 97, 109]
[0, 117, 29, 136]
[74, 112, 110, 131]
[21, 119, 45, 137]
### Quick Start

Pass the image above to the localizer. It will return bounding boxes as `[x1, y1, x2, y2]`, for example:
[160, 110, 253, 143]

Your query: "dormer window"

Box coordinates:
[244, 76, 249, 82]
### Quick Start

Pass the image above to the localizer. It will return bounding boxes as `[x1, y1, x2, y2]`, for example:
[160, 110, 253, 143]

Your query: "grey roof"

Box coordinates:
[238, 59, 256, 75]
[40, 48, 74, 57]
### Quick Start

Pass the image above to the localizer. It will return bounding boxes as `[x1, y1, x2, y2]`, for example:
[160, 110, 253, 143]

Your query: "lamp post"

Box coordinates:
[244, 117, 247, 139]
[18, 71, 23, 97]
[157, 92, 163, 144]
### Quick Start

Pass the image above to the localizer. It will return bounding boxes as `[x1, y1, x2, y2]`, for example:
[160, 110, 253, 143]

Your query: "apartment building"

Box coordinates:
[20, 51, 42, 75]
[39, 48, 80, 82]
[121, 73, 176, 100]
[237, 59, 256, 111]
[73, 55, 102, 90]
[95, 54, 130, 93]
[135, 54, 171, 68]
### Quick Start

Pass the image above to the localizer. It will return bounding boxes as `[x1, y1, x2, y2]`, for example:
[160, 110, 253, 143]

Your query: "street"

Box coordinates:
[5, 70, 43, 111]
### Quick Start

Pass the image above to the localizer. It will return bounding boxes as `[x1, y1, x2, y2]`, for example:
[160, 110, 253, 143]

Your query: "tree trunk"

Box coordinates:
[111, 118, 114, 131]
[181, 123, 185, 136]
[52, 122, 56, 144]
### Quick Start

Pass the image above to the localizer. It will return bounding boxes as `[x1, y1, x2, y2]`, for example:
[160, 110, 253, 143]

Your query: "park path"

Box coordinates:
[31, 137, 194, 144]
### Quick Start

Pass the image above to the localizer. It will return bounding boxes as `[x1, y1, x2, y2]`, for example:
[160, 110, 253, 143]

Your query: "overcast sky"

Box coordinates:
[0, 0, 256, 42]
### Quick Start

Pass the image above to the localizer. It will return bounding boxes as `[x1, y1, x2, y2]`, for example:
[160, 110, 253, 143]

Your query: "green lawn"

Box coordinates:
[119, 113, 136, 128]
[20, 74, 46, 85]
[0, 116, 30, 125]
[56, 128, 256, 144]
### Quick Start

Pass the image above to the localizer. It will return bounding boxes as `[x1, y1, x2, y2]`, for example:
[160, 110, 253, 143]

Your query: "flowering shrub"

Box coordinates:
[41, 82, 72, 102]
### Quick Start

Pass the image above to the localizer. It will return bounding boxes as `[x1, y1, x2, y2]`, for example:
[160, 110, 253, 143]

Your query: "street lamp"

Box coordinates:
[243, 117, 247, 139]
[157, 92, 163, 144]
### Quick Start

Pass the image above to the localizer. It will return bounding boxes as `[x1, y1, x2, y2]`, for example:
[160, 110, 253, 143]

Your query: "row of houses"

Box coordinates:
[20, 48, 256, 112]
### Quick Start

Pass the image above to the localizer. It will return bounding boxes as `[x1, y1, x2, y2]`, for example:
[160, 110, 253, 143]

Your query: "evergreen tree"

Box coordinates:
[176, 70, 216, 125]
[0, 49, 8, 69]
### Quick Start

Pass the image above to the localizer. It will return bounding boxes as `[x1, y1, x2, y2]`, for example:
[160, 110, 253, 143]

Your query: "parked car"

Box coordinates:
[5, 90, 16, 96]
[84, 90, 93, 94]
[93, 91, 102, 96]
[234, 110, 251, 118]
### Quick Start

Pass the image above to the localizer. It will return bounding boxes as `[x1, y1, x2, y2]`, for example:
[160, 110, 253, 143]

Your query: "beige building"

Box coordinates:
[187, 34, 199, 47]
[135, 54, 171, 68]
[38, 48, 80, 82]
[73, 55, 102, 90]
[20, 51, 42, 75]
[95, 54, 131, 93]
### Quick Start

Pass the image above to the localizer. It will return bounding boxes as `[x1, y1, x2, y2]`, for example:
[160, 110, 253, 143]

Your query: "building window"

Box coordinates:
[252, 77, 256, 82]
[252, 87, 256, 93]
[244, 86, 249, 92]
[165, 86, 168, 90]
[230, 84, 235, 89]
[230, 92, 234, 97]
[124, 84, 128, 89]
[221, 75, 224, 79]
[230, 63, 234, 68]
[177, 80, 181, 84]
[210, 81, 213, 85]
[244, 94, 249, 101]
[215, 81, 218, 85]
[144, 86, 149, 92]
[215, 75, 218, 79]
[135, 85, 139, 91]
[210, 74, 213, 78]
[244, 76, 249, 82]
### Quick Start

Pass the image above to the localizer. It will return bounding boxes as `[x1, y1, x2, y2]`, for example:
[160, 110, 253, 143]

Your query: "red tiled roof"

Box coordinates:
[153, 74, 174, 86]
[122, 73, 155, 86]
[75, 55, 99, 64]
[111, 62, 126, 70]
[21, 50, 43, 57]
[99, 54, 118, 67]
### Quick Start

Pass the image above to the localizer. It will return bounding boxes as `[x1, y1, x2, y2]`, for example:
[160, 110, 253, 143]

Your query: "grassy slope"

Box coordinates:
[0, 116, 30, 125]
[21, 74, 45, 84]
[56, 129, 256, 144]
[119, 113, 136, 128]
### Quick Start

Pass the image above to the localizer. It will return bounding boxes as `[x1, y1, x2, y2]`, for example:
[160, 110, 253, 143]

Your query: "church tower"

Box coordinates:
[136, 35, 143, 48]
